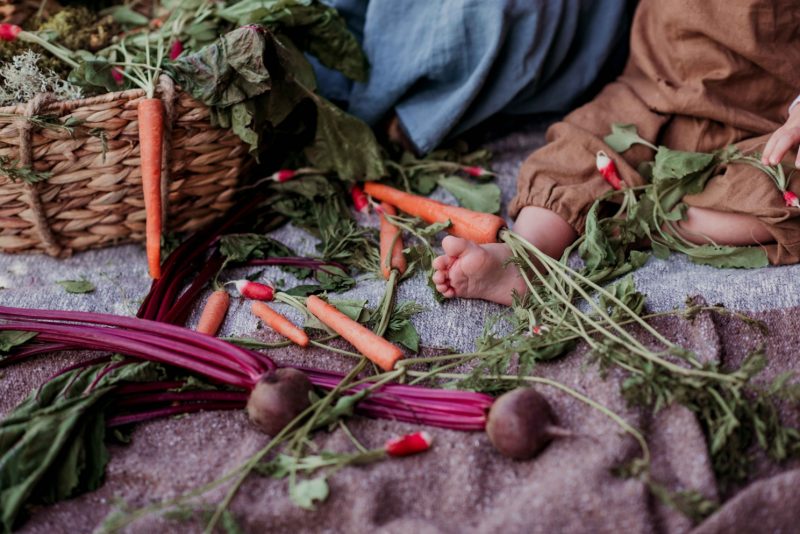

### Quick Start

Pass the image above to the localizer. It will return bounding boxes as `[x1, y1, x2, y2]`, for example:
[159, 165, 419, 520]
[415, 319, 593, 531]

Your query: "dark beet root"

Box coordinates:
[486, 387, 569, 460]
[247, 368, 313, 435]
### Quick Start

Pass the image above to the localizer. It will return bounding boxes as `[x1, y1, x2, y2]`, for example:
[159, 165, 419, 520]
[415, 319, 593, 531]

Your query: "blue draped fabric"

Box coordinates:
[312, 0, 630, 154]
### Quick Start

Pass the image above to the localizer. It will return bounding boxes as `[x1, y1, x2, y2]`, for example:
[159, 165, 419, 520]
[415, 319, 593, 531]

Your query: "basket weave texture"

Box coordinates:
[0, 78, 249, 256]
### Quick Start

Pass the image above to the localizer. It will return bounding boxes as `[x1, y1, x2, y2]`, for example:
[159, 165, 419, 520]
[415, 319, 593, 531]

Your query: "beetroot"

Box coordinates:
[486, 387, 569, 460]
[246, 368, 314, 435]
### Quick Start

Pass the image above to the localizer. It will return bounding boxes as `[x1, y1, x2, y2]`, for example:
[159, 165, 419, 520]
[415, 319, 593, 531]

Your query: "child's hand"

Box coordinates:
[762, 106, 800, 167]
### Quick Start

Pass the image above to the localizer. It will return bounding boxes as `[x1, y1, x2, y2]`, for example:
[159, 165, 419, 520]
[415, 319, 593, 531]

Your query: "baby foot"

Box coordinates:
[431, 236, 527, 306]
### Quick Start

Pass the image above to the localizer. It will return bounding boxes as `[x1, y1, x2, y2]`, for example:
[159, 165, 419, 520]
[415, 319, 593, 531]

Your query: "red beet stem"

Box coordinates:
[106, 402, 245, 427]
[0, 321, 254, 389]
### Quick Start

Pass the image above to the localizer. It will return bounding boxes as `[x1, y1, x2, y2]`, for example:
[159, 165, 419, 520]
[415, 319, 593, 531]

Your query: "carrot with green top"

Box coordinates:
[306, 295, 403, 371]
[364, 183, 506, 244]
[251, 301, 309, 347]
[379, 202, 407, 279]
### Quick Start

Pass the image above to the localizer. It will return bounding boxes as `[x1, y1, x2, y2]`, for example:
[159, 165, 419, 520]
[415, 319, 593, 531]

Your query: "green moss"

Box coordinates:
[38, 6, 117, 52]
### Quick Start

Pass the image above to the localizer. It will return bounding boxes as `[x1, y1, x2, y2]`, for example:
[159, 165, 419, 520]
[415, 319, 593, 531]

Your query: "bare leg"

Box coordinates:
[431, 207, 577, 305]
[431, 204, 775, 306]
[674, 206, 773, 246]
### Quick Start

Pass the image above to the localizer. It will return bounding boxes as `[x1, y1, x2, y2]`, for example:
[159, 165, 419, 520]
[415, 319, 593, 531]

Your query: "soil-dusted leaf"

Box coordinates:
[303, 94, 385, 181]
[437, 176, 501, 214]
[216, 0, 368, 81]
[56, 279, 95, 294]
[604, 123, 654, 153]
[0, 360, 164, 532]
[290, 476, 329, 510]
[0, 331, 37, 354]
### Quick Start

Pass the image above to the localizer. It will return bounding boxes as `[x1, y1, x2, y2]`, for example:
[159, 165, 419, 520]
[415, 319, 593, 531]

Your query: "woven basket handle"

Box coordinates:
[19, 92, 64, 257]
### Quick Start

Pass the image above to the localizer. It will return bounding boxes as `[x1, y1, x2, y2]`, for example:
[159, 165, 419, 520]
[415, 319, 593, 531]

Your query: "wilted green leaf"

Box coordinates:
[290, 476, 329, 510]
[437, 176, 501, 214]
[56, 279, 95, 294]
[0, 331, 37, 354]
[604, 123, 653, 153]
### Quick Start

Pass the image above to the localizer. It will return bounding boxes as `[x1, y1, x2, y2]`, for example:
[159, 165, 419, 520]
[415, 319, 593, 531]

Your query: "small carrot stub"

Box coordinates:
[379, 202, 407, 279]
[196, 289, 230, 336]
[251, 301, 309, 347]
[595, 151, 623, 190]
[138, 98, 164, 279]
[233, 280, 275, 301]
[305, 295, 403, 371]
[363, 183, 506, 244]
[385, 431, 433, 457]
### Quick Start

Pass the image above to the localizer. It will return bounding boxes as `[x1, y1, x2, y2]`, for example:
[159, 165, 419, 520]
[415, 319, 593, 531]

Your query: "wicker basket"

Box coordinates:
[0, 76, 250, 256]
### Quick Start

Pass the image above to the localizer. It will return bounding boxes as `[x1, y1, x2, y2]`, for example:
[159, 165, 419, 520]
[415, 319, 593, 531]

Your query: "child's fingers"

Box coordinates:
[766, 128, 800, 166]
[762, 130, 780, 165]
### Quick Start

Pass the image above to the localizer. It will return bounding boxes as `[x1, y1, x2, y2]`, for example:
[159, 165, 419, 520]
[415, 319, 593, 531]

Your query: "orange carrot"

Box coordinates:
[364, 183, 506, 244]
[138, 98, 164, 279]
[379, 202, 407, 279]
[251, 301, 310, 347]
[196, 289, 230, 336]
[306, 295, 403, 371]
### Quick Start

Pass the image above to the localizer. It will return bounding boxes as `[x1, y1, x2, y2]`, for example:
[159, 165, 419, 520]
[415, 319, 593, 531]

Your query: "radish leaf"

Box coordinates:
[56, 279, 95, 294]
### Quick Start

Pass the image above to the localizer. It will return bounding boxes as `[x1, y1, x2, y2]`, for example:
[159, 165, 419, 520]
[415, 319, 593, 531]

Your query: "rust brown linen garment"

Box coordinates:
[510, 0, 800, 264]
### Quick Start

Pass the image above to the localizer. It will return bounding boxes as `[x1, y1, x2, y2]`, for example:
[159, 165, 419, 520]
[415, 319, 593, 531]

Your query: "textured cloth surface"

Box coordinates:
[312, 0, 631, 153]
[511, 0, 800, 264]
[1, 122, 800, 533]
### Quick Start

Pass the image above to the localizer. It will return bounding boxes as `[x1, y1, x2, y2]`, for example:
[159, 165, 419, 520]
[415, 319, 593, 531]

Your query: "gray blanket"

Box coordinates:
[2, 121, 799, 533]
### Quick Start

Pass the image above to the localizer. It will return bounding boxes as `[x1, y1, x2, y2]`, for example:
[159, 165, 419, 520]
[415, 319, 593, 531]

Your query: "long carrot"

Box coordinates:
[306, 295, 403, 371]
[364, 183, 506, 244]
[196, 289, 230, 336]
[379, 202, 407, 279]
[138, 98, 164, 279]
[251, 301, 309, 347]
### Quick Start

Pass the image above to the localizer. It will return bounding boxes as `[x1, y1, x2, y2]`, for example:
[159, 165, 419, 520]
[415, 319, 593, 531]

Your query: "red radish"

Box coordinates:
[251, 301, 309, 347]
[596, 151, 623, 190]
[196, 289, 230, 336]
[486, 387, 570, 460]
[784, 191, 800, 208]
[246, 368, 314, 435]
[363, 182, 506, 244]
[168, 40, 184, 60]
[232, 280, 274, 301]
[385, 431, 432, 457]
[111, 67, 125, 86]
[270, 169, 297, 182]
[306, 295, 404, 371]
[463, 166, 491, 178]
[0, 23, 21, 41]
[350, 184, 369, 213]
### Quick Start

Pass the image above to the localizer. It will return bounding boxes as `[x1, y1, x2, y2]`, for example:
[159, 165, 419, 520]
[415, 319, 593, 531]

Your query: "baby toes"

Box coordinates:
[432, 254, 453, 271]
